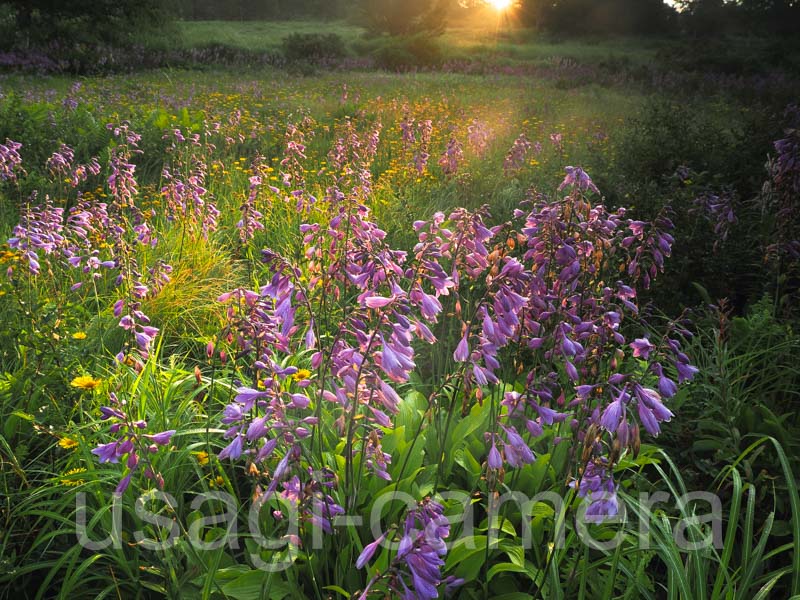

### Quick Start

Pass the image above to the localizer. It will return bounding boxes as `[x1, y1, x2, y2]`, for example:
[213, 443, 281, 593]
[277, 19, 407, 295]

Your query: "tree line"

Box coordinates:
[1, 0, 798, 49]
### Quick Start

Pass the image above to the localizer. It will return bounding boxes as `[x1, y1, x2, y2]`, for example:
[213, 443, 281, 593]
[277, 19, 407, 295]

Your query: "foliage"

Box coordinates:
[519, 0, 676, 35]
[356, 34, 445, 70]
[358, 0, 451, 36]
[0, 0, 175, 48]
[281, 33, 347, 62]
[0, 35, 799, 599]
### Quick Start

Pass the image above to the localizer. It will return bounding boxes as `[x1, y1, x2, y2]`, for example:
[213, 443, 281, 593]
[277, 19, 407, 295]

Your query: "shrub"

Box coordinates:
[369, 33, 443, 70]
[281, 32, 346, 62]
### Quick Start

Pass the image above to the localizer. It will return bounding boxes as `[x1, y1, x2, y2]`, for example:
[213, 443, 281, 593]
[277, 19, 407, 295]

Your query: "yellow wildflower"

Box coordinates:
[292, 369, 312, 382]
[70, 375, 101, 390]
[71, 332, 87, 340]
[193, 450, 209, 466]
[61, 467, 87, 486]
[58, 437, 79, 450]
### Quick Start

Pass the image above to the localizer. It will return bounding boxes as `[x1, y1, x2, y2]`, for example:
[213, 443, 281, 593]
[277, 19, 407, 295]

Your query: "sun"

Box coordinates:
[486, 0, 512, 10]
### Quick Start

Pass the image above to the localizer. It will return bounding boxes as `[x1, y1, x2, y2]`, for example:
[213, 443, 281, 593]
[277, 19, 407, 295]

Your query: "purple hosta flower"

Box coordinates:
[107, 122, 142, 208]
[214, 358, 315, 480]
[273, 470, 344, 535]
[0, 139, 24, 183]
[280, 122, 308, 193]
[219, 434, 244, 461]
[365, 120, 382, 163]
[144, 429, 175, 446]
[357, 499, 455, 600]
[500, 425, 535, 467]
[356, 532, 387, 569]
[68, 157, 101, 189]
[364, 430, 392, 480]
[467, 119, 491, 157]
[46, 144, 75, 179]
[92, 441, 120, 464]
[503, 133, 532, 175]
[238, 174, 266, 243]
[438, 137, 463, 177]
[651, 363, 678, 398]
[577, 459, 619, 523]
[326, 117, 381, 199]
[599, 388, 629, 432]
[549, 132, 563, 153]
[666, 338, 699, 384]
[771, 106, 800, 195]
[630, 337, 654, 359]
[692, 189, 737, 250]
[161, 137, 218, 239]
[558, 166, 600, 195]
[112, 259, 171, 363]
[7, 197, 65, 274]
[91, 393, 174, 494]
[399, 114, 416, 149]
[410, 119, 433, 175]
[761, 109, 800, 270]
[624, 211, 675, 290]
[486, 425, 536, 471]
[632, 383, 672, 436]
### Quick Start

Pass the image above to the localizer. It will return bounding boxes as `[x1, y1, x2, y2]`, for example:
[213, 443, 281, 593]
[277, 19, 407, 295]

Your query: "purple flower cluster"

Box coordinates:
[273, 470, 344, 534]
[91, 392, 175, 494]
[107, 122, 142, 207]
[238, 173, 266, 244]
[576, 458, 618, 523]
[161, 128, 220, 238]
[761, 105, 800, 269]
[327, 117, 382, 198]
[0, 138, 24, 182]
[692, 189, 737, 250]
[438, 136, 463, 177]
[416, 167, 694, 521]
[357, 499, 462, 600]
[45, 143, 75, 178]
[467, 119, 492, 157]
[412, 120, 433, 175]
[8, 196, 65, 275]
[503, 133, 532, 175]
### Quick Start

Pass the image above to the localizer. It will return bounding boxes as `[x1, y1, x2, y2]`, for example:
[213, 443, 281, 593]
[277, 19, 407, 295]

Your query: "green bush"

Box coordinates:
[280, 32, 346, 61]
[364, 33, 443, 70]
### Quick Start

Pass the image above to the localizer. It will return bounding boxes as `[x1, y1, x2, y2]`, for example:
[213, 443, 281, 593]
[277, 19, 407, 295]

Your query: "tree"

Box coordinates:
[359, 0, 452, 36]
[1, 0, 173, 47]
[519, 0, 676, 35]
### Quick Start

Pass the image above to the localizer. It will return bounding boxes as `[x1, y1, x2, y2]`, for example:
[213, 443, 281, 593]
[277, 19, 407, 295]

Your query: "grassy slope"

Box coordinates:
[172, 18, 667, 66]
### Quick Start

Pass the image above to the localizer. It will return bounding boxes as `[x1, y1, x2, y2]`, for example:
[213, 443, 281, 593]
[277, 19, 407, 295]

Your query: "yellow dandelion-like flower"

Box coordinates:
[292, 369, 311, 382]
[193, 450, 209, 466]
[70, 375, 101, 390]
[58, 437, 79, 450]
[61, 467, 87, 486]
[71, 331, 87, 340]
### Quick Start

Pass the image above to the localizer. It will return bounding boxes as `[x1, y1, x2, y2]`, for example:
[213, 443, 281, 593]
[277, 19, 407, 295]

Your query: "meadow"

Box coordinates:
[0, 22, 799, 599]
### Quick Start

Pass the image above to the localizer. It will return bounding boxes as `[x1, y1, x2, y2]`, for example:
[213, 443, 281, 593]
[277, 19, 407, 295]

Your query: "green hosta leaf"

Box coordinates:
[445, 535, 490, 571]
[221, 571, 292, 600]
[487, 561, 535, 582]
[322, 586, 351, 598]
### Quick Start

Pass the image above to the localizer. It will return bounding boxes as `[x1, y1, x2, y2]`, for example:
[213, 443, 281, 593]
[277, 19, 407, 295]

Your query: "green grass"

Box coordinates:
[171, 19, 670, 67]
[1, 22, 798, 598]
[173, 20, 365, 52]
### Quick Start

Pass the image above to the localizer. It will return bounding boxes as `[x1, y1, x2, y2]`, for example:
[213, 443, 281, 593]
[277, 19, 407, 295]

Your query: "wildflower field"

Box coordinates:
[1, 25, 800, 600]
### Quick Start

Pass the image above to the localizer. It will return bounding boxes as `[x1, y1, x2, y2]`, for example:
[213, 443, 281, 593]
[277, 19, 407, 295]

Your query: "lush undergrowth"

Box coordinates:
[0, 47, 799, 600]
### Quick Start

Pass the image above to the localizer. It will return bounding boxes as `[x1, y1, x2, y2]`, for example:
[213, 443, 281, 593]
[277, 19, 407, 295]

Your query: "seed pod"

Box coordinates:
[631, 423, 641, 459]
[609, 437, 622, 466]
